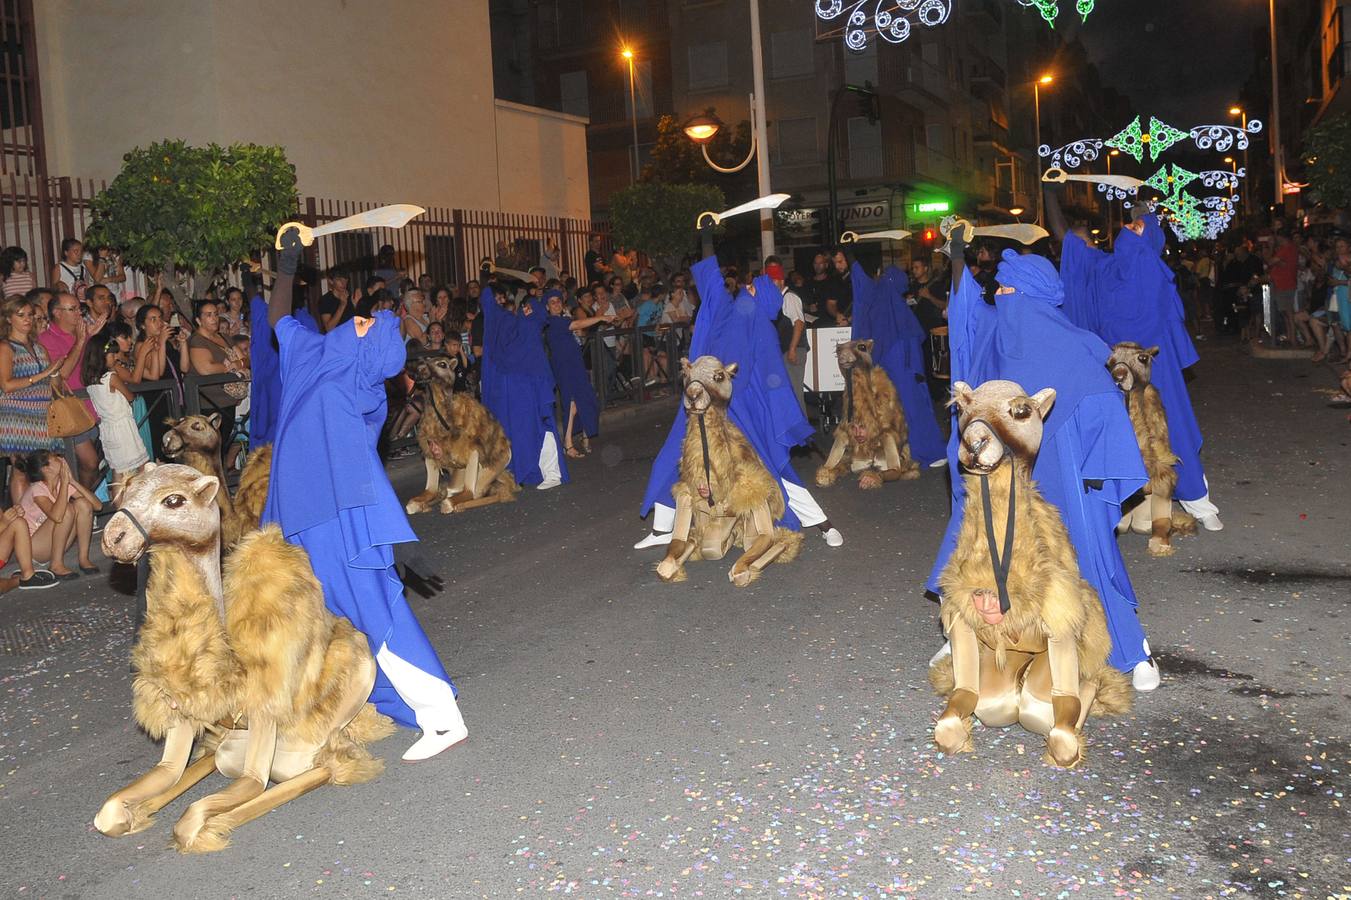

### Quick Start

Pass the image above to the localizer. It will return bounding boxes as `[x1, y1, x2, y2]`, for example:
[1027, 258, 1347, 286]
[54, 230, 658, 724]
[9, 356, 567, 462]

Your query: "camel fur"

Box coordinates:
[656, 356, 802, 587]
[930, 380, 1131, 769]
[404, 355, 519, 515]
[230, 444, 272, 537]
[1107, 342, 1196, 557]
[815, 340, 919, 489]
[94, 463, 393, 853]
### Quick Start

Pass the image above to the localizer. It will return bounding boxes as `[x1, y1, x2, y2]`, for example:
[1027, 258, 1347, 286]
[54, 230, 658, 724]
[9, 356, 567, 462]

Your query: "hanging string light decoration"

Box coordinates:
[1198, 168, 1244, 191]
[1016, 0, 1095, 25]
[1038, 138, 1105, 170]
[1106, 115, 1189, 163]
[1188, 119, 1263, 153]
[1144, 163, 1199, 198]
[816, 0, 1090, 48]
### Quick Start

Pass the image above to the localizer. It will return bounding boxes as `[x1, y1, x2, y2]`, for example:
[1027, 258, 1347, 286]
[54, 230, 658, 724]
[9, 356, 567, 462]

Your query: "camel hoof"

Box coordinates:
[655, 560, 684, 583]
[813, 468, 836, 487]
[729, 568, 753, 587]
[1147, 537, 1176, 557]
[1045, 727, 1083, 769]
[934, 715, 973, 755]
[437, 498, 455, 514]
[404, 500, 425, 515]
[94, 799, 150, 837]
[898, 466, 921, 481]
[858, 471, 883, 490]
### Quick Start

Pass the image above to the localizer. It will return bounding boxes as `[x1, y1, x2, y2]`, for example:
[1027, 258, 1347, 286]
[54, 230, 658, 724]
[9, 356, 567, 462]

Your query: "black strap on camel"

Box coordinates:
[695, 411, 715, 508]
[109, 507, 153, 635]
[978, 470, 1017, 614]
[412, 366, 453, 431]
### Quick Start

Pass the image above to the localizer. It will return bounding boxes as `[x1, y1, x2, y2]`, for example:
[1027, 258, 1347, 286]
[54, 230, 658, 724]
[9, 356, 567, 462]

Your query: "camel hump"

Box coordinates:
[223, 525, 328, 626]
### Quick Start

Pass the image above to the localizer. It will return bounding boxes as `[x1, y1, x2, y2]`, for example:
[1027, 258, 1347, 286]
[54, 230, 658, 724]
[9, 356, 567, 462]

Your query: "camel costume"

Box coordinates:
[265, 230, 466, 762]
[931, 381, 1132, 768]
[927, 244, 1159, 688]
[814, 338, 921, 489]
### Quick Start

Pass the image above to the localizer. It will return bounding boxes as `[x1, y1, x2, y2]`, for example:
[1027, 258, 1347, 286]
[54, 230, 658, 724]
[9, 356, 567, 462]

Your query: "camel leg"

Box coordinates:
[1148, 493, 1176, 557]
[178, 766, 331, 853]
[445, 453, 512, 513]
[1128, 494, 1153, 535]
[656, 495, 697, 582]
[173, 718, 277, 853]
[934, 616, 982, 754]
[814, 429, 850, 486]
[728, 503, 777, 587]
[441, 452, 481, 513]
[95, 722, 208, 837]
[405, 458, 442, 514]
[1020, 634, 1086, 768]
[879, 433, 919, 481]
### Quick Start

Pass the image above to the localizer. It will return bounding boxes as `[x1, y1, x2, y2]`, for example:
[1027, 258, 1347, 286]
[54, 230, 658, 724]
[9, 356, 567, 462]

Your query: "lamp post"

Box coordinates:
[622, 46, 639, 186]
[1229, 106, 1251, 214]
[1106, 148, 1119, 243]
[1033, 74, 1054, 227]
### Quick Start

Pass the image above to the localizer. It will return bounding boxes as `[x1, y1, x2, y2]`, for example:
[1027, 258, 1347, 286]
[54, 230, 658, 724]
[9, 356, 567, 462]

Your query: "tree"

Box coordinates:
[609, 182, 725, 274]
[1302, 114, 1351, 209]
[85, 140, 298, 297]
[641, 112, 756, 197]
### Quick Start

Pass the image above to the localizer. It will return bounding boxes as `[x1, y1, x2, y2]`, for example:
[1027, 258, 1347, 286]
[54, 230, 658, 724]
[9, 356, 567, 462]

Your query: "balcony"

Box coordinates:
[969, 58, 1006, 100]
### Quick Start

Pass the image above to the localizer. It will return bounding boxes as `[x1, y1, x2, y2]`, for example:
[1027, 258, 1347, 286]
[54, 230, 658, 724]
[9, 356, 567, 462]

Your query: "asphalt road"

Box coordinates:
[1, 338, 1347, 900]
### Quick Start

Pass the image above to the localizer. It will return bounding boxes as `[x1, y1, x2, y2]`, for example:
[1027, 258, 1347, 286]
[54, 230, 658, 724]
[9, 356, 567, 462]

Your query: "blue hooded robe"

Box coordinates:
[640, 257, 814, 529]
[247, 295, 281, 446]
[479, 288, 570, 486]
[542, 290, 601, 440]
[849, 263, 946, 465]
[262, 310, 456, 728]
[926, 251, 1151, 672]
[1060, 216, 1206, 501]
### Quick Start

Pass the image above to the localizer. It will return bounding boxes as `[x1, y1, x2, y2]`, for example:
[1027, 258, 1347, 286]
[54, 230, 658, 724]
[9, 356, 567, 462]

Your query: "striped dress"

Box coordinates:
[0, 340, 60, 454]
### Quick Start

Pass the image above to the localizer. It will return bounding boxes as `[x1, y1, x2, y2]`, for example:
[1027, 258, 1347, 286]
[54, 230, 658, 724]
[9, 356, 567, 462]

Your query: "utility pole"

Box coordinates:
[748, 0, 774, 262]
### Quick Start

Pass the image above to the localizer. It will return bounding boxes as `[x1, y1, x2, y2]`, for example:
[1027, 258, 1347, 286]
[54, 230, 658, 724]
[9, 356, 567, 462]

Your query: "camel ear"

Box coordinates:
[206, 412, 221, 429]
[142, 462, 157, 473]
[950, 381, 975, 408]
[191, 474, 219, 505]
[724, 362, 739, 379]
[1146, 346, 1160, 357]
[1030, 387, 1056, 420]
[680, 357, 692, 378]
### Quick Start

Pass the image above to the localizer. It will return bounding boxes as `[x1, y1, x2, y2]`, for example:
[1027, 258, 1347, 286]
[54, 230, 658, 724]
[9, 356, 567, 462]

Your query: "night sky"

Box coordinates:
[1067, 0, 1269, 128]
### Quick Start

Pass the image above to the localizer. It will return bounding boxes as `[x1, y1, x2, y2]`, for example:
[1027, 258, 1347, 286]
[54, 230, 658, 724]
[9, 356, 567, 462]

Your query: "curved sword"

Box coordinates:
[696, 193, 792, 229]
[274, 203, 426, 250]
[1041, 167, 1144, 192]
[839, 229, 912, 243]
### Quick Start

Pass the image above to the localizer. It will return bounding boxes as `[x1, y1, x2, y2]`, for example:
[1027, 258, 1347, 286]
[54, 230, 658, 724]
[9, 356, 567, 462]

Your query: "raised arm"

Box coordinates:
[269, 227, 303, 328]
[1043, 184, 1070, 244]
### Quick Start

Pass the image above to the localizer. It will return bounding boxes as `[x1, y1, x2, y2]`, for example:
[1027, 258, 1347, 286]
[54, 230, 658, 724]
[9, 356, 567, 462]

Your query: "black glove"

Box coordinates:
[277, 226, 304, 276]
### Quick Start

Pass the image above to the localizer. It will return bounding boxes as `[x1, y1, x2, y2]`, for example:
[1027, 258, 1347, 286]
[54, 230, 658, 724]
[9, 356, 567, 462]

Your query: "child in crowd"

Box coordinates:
[0, 246, 35, 297]
[20, 450, 101, 579]
[83, 323, 149, 495]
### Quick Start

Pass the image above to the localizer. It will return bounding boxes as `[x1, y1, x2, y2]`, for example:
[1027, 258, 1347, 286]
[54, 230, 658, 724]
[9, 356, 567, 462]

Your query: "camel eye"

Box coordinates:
[1137, 355, 1149, 365]
[162, 494, 186, 509]
[713, 372, 725, 382]
[1011, 403, 1032, 420]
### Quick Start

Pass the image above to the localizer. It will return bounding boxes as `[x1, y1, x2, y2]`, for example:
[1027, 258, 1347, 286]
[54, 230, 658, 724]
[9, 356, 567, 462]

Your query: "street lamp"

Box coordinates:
[1229, 105, 1251, 213]
[1105, 148, 1120, 240]
[1033, 73, 1054, 226]
[622, 46, 639, 186]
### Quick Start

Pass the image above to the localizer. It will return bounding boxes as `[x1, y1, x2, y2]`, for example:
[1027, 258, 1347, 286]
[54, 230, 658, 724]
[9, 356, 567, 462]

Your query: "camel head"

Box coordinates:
[834, 339, 876, 372]
[102, 463, 221, 562]
[950, 380, 1056, 475]
[410, 353, 459, 391]
[162, 414, 222, 458]
[1107, 342, 1159, 393]
[680, 355, 738, 415]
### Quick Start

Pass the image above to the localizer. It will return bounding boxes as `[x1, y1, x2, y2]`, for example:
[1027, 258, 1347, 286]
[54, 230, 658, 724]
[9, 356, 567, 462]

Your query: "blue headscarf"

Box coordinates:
[995, 249, 1064, 305]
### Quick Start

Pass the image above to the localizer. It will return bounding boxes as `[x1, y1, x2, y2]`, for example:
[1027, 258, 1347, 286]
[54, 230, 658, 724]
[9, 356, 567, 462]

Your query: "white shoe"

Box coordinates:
[821, 527, 844, 547]
[928, 641, 952, 667]
[1198, 514, 1224, 532]
[402, 723, 468, 761]
[536, 477, 562, 491]
[633, 531, 673, 549]
[1132, 657, 1161, 692]
[927, 458, 949, 468]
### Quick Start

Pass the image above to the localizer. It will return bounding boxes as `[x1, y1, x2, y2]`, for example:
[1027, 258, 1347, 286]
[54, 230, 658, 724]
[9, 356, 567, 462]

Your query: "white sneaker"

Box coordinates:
[928, 641, 953, 667]
[633, 531, 673, 550]
[1198, 514, 1224, 532]
[402, 723, 468, 761]
[927, 458, 949, 468]
[536, 477, 562, 491]
[1132, 657, 1161, 692]
[821, 527, 844, 547]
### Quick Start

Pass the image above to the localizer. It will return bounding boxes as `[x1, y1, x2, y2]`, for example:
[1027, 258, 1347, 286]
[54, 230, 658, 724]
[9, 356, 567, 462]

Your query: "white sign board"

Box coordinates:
[804, 326, 853, 393]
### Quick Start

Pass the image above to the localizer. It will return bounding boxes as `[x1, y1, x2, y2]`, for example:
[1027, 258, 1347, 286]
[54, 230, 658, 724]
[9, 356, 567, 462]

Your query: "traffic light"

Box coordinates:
[853, 81, 880, 125]
[920, 225, 937, 248]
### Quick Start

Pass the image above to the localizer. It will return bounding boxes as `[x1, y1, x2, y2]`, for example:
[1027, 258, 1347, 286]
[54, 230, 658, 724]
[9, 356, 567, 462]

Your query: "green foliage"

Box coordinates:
[1303, 114, 1351, 209]
[641, 113, 755, 195]
[85, 140, 297, 280]
[609, 182, 725, 268]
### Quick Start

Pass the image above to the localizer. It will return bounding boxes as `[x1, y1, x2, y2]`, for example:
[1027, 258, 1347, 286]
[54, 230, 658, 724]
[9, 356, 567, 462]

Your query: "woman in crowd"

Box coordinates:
[0, 297, 69, 505]
[401, 289, 431, 346]
[430, 286, 453, 328]
[83, 322, 149, 493]
[1, 246, 36, 297]
[543, 288, 610, 458]
[423, 320, 447, 352]
[51, 238, 93, 298]
[220, 286, 249, 337]
[188, 299, 246, 464]
[20, 449, 100, 579]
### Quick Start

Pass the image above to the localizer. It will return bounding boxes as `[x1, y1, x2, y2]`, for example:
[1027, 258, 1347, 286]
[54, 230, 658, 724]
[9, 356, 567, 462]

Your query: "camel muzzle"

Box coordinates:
[102, 508, 151, 563]
[1110, 363, 1132, 390]
[683, 382, 712, 414]
[958, 419, 1006, 474]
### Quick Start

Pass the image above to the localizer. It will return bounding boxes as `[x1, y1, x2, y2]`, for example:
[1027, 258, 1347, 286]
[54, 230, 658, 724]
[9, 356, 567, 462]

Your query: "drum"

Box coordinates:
[928, 326, 951, 381]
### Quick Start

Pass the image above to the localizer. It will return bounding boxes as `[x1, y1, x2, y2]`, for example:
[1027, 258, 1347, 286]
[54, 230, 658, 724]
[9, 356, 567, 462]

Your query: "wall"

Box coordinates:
[493, 100, 591, 219]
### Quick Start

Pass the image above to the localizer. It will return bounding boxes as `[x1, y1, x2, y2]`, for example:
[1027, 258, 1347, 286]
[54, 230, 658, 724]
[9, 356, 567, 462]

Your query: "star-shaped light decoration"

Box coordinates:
[1144, 164, 1199, 198]
[1107, 116, 1189, 163]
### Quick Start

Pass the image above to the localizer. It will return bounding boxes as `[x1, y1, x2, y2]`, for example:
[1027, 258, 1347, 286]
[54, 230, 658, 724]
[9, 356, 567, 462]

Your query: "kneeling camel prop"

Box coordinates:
[94, 464, 393, 853]
[930, 381, 1131, 768]
[656, 356, 802, 586]
[815, 339, 919, 489]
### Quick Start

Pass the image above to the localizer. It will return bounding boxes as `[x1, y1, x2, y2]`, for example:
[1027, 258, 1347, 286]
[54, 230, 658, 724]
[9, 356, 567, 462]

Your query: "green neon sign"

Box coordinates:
[914, 201, 951, 213]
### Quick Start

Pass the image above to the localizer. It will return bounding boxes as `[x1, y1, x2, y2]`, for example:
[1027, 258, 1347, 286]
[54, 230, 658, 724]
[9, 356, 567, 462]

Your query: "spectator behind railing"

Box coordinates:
[19, 449, 100, 579]
[0, 246, 35, 297]
[51, 237, 93, 299]
[221, 286, 249, 337]
[134, 301, 190, 457]
[401, 289, 430, 346]
[187, 299, 246, 469]
[38, 291, 104, 490]
[82, 322, 149, 491]
[0, 296, 67, 505]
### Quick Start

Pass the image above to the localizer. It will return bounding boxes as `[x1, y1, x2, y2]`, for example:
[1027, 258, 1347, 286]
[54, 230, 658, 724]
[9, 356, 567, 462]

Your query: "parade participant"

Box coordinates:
[927, 234, 1160, 690]
[247, 292, 282, 445]
[264, 227, 467, 761]
[479, 281, 568, 490]
[850, 262, 947, 466]
[1051, 193, 1221, 530]
[543, 288, 609, 458]
[634, 254, 843, 550]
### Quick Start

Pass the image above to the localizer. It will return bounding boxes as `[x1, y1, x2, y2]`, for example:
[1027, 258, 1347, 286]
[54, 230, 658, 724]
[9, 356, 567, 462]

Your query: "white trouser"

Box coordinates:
[650, 480, 827, 533]
[538, 431, 561, 482]
[376, 644, 466, 734]
[1178, 476, 1219, 519]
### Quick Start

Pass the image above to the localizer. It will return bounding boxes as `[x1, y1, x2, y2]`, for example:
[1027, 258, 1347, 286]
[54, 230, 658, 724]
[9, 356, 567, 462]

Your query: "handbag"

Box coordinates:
[222, 375, 250, 400]
[47, 376, 97, 438]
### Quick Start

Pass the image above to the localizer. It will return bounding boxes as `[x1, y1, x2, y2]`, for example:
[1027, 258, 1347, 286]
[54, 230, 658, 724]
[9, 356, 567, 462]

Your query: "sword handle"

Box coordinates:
[273, 221, 314, 250]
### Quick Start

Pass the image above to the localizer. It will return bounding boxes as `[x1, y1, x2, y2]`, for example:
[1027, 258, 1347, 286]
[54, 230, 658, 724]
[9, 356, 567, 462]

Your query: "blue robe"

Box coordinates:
[640, 258, 814, 530]
[479, 290, 570, 486]
[544, 312, 600, 439]
[926, 257, 1151, 672]
[262, 311, 455, 728]
[247, 295, 282, 446]
[1061, 218, 1207, 500]
[849, 263, 946, 465]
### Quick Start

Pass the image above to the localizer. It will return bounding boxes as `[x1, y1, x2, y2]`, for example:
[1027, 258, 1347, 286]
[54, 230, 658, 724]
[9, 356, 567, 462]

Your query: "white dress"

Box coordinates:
[88, 373, 150, 472]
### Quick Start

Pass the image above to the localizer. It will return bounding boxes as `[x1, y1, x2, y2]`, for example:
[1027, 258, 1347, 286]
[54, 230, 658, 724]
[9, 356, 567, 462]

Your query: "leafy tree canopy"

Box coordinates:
[641, 112, 756, 196]
[1302, 114, 1351, 209]
[609, 182, 725, 271]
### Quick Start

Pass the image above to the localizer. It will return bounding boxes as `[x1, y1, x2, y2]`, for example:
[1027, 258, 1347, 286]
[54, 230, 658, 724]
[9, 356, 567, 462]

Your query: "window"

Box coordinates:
[776, 116, 818, 164]
[770, 28, 814, 79]
[847, 116, 883, 179]
[560, 70, 589, 118]
[423, 235, 457, 288]
[624, 60, 654, 119]
[688, 41, 729, 90]
[845, 41, 877, 86]
[926, 123, 948, 155]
